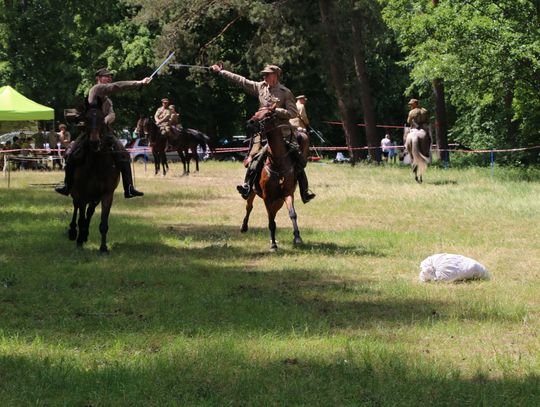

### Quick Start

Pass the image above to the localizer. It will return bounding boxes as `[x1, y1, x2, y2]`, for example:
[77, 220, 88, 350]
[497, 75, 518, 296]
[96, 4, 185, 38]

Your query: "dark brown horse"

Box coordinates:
[68, 102, 120, 253]
[170, 127, 210, 175]
[240, 109, 302, 251]
[136, 117, 168, 176]
[137, 117, 209, 175]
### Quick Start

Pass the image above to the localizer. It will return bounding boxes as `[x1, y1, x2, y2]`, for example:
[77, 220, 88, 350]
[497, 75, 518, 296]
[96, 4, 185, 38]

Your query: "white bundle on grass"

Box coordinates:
[419, 253, 490, 283]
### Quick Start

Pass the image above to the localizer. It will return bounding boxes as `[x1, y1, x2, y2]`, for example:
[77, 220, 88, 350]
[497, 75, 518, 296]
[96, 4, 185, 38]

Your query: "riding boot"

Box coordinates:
[236, 167, 257, 199]
[54, 158, 74, 196]
[120, 161, 144, 198]
[297, 169, 316, 204]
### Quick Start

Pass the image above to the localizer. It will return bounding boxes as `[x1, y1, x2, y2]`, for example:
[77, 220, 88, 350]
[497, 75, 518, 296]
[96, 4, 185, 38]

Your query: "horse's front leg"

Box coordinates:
[83, 201, 98, 243]
[179, 150, 188, 175]
[69, 201, 78, 241]
[161, 151, 168, 176]
[269, 215, 278, 252]
[99, 194, 114, 253]
[241, 192, 256, 233]
[285, 195, 302, 245]
[76, 203, 87, 247]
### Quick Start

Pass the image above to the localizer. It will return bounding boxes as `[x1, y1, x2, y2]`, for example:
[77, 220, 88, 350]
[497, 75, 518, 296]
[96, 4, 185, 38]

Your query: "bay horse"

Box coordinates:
[136, 117, 168, 176]
[404, 126, 431, 183]
[68, 101, 120, 253]
[240, 109, 302, 251]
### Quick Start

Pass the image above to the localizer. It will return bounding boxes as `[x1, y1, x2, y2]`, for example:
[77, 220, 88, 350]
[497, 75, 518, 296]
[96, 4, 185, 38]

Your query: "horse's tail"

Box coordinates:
[189, 129, 210, 151]
[410, 133, 430, 177]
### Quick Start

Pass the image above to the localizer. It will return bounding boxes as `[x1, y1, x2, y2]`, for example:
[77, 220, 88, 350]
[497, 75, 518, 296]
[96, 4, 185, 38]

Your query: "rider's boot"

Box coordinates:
[236, 168, 256, 199]
[120, 161, 144, 198]
[55, 158, 74, 196]
[297, 169, 316, 204]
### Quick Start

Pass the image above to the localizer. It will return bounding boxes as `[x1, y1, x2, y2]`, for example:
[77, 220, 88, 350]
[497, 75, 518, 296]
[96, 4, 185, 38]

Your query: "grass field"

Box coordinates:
[1, 161, 539, 406]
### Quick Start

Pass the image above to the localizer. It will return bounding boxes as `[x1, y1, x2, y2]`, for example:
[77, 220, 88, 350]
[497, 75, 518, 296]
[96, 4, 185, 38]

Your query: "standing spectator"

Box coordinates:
[387, 133, 397, 164]
[58, 124, 71, 148]
[381, 133, 392, 164]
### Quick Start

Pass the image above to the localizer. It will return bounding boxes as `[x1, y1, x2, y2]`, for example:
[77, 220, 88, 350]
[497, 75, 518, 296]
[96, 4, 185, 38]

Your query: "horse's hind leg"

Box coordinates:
[69, 203, 78, 241]
[241, 192, 256, 233]
[99, 194, 113, 253]
[285, 195, 302, 245]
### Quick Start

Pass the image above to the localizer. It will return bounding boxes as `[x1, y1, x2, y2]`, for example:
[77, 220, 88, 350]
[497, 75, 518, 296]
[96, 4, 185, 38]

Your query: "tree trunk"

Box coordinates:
[351, 8, 379, 162]
[432, 78, 449, 163]
[431, 0, 449, 164]
[319, 0, 362, 164]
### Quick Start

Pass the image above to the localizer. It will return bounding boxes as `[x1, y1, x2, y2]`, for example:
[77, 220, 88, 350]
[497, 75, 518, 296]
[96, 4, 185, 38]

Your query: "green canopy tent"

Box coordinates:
[0, 85, 54, 121]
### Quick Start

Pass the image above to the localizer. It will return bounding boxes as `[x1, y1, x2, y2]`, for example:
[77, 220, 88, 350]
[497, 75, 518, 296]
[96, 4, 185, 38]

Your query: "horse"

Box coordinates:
[137, 117, 209, 175]
[404, 126, 431, 183]
[169, 127, 210, 175]
[240, 109, 303, 251]
[68, 101, 120, 253]
[136, 117, 168, 176]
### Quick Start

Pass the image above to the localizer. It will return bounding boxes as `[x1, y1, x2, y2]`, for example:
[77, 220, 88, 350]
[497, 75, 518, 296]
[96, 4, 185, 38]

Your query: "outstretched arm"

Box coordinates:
[211, 64, 259, 96]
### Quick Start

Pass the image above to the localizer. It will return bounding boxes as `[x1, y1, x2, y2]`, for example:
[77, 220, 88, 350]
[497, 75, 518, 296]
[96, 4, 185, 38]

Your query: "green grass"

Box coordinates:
[1, 161, 539, 406]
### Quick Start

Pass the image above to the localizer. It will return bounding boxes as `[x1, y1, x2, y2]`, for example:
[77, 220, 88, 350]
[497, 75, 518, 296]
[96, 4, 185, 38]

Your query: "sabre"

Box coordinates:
[150, 52, 175, 79]
[168, 63, 212, 71]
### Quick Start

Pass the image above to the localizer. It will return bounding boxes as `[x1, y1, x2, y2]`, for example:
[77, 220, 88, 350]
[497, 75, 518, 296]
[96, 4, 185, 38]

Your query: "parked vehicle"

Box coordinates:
[127, 138, 210, 163]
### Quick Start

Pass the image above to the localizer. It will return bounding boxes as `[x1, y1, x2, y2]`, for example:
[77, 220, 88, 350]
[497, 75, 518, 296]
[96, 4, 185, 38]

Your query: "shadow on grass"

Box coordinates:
[430, 180, 458, 186]
[0, 351, 538, 406]
[0, 190, 528, 344]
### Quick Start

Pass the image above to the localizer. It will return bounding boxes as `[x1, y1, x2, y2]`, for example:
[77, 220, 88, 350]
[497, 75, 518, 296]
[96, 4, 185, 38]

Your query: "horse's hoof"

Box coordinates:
[241, 225, 248, 233]
[99, 247, 109, 254]
[270, 244, 278, 252]
[293, 237, 303, 246]
[68, 230, 77, 241]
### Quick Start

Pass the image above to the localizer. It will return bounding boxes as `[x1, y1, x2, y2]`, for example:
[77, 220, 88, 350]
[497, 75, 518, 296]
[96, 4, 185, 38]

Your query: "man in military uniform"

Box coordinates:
[154, 98, 172, 139]
[407, 99, 429, 131]
[55, 68, 151, 198]
[210, 63, 315, 203]
[289, 94, 311, 159]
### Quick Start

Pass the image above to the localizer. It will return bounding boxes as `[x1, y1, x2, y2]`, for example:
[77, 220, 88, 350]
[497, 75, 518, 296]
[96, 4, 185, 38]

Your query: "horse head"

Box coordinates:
[136, 117, 149, 139]
[83, 98, 106, 151]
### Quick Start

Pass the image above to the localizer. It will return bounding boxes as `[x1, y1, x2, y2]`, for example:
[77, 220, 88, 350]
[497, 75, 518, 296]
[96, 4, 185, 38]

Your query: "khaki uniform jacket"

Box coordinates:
[155, 106, 172, 128]
[88, 81, 143, 125]
[219, 70, 298, 156]
[290, 101, 309, 129]
[407, 107, 428, 130]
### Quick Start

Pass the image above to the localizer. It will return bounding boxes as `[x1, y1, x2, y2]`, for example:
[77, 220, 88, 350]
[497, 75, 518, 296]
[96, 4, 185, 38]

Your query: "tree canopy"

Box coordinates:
[1, 0, 538, 162]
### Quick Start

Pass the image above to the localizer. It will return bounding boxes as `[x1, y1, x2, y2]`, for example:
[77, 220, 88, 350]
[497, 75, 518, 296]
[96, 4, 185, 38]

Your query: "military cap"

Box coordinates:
[95, 68, 114, 77]
[161, 98, 170, 103]
[261, 64, 282, 76]
[59, 123, 67, 129]
[407, 98, 419, 105]
[296, 95, 307, 100]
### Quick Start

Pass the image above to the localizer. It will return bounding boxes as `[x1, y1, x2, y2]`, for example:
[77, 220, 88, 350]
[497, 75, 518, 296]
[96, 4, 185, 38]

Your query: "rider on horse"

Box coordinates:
[407, 98, 429, 131]
[55, 68, 151, 198]
[210, 63, 315, 204]
[155, 98, 173, 140]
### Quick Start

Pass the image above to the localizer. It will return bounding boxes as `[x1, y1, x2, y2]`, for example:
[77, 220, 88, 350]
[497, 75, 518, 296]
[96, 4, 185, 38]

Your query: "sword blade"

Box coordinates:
[150, 52, 176, 79]
[168, 63, 211, 70]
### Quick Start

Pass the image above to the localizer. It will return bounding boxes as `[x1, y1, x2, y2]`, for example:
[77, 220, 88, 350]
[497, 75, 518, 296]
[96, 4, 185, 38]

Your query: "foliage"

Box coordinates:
[380, 0, 540, 156]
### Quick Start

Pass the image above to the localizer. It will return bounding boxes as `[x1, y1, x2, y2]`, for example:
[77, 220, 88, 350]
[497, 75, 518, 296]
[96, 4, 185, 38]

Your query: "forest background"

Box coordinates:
[1, 0, 538, 165]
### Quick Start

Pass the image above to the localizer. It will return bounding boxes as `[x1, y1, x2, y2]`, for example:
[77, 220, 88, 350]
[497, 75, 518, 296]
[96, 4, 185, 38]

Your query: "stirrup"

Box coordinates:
[236, 183, 250, 200]
[124, 185, 144, 198]
[55, 184, 70, 196]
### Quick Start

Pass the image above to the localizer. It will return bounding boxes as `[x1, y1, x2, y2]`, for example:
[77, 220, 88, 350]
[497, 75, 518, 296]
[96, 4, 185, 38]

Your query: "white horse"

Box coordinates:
[404, 126, 431, 183]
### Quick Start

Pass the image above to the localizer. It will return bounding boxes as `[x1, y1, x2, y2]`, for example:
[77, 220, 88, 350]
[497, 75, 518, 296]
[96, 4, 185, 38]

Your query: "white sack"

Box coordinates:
[419, 253, 490, 282]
